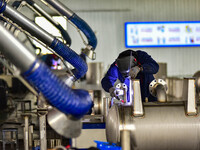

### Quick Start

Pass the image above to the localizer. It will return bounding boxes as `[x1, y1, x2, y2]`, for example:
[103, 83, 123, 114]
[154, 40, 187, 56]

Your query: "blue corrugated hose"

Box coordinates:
[50, 38, 87, 79]
[23, 60, 92, 118]
[69, 13, 97, 50]
[0, 1, 86, 79]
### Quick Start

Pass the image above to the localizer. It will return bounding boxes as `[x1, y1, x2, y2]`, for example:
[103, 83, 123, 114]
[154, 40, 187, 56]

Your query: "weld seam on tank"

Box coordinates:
[22, 60, 92, 118]
[50, 38, 88, 79]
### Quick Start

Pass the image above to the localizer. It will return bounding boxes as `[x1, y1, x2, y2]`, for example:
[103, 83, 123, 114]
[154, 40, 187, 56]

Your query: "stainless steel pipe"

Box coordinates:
[106, 103, 200, 150]
[3, 5, 54, 46]
[25, 0, 71, 46]
[0, 23, 36, 72]
[45, 0, 74, 18]
[156, 84, 167, 102]
[28, 1, 60, 27]
[121, 130, 131, 150]
[23, 116, 29, 150]
[149, 79, 167, 102]
[39, 114, 47, 150]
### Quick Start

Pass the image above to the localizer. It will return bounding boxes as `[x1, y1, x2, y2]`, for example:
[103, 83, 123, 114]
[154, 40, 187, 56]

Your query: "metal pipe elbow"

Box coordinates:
[149, 79, 167, 102]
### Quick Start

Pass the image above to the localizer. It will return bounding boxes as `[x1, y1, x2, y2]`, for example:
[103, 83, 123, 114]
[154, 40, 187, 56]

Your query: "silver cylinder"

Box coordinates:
[24, 116, 29, 150]
[106, 103, 200, 150]
[121, 130, 131, 150]
[47, 108, 82, 138]
[103, 97, 109, 121]
[156, 84, 167, 102]
[31, 2, 59, 27]
[86, 62, 103, 85]
[45, 0, 74, 18]
[4, 5, 54, 46]
[0, 23, 36, 72]
[193, 71, 200, 94]
[28, 125, 33, 149]
[39, 114, 47, 150]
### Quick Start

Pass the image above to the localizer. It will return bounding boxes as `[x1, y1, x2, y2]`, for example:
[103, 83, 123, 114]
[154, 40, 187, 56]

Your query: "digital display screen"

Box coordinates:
[125, 21, 200, 48]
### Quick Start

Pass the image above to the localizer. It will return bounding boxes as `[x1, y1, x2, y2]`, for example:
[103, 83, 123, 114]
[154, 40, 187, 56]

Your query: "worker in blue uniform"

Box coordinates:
[101, 49, 159, 102]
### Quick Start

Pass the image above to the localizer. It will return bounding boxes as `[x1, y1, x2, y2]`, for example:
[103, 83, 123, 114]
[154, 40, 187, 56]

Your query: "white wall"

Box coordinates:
[64, 0, 200, 77]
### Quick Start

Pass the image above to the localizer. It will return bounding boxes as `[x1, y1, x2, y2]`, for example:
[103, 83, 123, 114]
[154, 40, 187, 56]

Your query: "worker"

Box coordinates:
[101, 49, 159, 102]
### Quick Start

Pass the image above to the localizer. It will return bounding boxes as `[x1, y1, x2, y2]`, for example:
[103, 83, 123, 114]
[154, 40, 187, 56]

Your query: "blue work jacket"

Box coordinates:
[101, 50, 159, 102]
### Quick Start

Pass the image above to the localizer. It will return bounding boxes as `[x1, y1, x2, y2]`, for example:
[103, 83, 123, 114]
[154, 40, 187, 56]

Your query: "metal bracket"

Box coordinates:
[183, 78, 197, 116]
[81, 46, 96, 60]
[132, 79, 144, 117]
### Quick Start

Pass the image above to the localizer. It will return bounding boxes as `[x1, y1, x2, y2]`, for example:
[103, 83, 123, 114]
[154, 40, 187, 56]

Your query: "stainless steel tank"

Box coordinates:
[86, 62, 103, 85]
[106, 102, 200, 150]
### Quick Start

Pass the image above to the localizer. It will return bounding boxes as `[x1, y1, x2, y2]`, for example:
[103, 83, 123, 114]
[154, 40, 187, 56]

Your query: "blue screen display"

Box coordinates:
[125, 21, 200, 48]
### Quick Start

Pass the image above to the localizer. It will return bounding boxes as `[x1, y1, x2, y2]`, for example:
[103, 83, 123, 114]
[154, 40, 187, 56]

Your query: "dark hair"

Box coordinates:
[117, 49, 138, 59]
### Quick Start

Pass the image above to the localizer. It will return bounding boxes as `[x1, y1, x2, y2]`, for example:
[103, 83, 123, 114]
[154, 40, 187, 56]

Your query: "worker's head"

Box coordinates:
[116, 49, 138, 77]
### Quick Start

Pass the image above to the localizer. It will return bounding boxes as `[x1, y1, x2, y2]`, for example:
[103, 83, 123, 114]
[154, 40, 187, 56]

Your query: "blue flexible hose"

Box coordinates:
[22, 60, 92, 118]
[50, 38, 87, 79]
[0, 1, 85, 79]
[56, 24, 71, 46]
[69, 13, 97, 50]
[0, 0, 6, 13]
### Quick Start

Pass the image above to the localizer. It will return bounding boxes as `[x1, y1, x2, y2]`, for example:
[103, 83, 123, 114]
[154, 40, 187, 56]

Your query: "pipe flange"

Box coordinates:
[116, 83, 127, 89]
[149, 79, 167, 97]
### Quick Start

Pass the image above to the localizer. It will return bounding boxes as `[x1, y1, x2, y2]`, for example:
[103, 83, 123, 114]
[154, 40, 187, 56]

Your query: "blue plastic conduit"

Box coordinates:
[68, 13, 97, 50]
[22, 60, 92, 118]
[50, 38, 87, 79]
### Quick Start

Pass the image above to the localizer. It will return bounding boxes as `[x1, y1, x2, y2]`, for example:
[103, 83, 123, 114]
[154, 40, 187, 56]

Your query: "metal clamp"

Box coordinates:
[81, 46, 96, 60]
[183, 78, 197, 116]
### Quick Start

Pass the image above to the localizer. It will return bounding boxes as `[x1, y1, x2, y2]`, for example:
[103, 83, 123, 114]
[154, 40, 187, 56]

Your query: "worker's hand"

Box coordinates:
[109, 87, 118, 98]
[129, 66, 140, 79]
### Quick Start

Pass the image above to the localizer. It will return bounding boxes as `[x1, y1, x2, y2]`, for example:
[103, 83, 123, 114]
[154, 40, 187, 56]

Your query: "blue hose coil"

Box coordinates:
[22, 60, 93, 118]
[69, 13, 97, 50]
[50, 38, 87, 79]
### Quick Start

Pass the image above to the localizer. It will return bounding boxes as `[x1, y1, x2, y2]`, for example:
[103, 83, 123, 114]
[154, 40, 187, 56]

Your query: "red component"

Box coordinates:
[66, 145, 71, 148]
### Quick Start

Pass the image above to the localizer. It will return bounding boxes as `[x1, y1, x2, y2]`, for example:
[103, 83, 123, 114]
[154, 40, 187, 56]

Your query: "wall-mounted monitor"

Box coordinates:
[125, 21, 200, 48]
